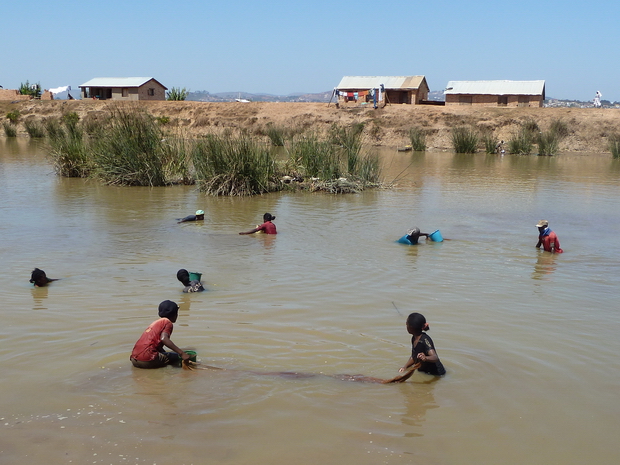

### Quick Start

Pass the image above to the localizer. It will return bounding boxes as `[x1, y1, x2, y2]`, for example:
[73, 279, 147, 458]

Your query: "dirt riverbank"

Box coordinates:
[2, 100, 619, 153]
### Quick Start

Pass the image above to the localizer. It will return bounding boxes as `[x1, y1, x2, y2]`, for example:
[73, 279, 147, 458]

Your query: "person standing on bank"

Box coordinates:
[536, 220, 563, 253]
[239, 212, 277, 235]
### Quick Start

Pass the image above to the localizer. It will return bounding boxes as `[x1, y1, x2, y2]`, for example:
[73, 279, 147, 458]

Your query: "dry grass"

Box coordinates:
[2, 100, 620, 153]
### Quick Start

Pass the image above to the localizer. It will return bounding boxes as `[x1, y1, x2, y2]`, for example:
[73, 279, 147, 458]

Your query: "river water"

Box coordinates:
[1, 138, 619, 464]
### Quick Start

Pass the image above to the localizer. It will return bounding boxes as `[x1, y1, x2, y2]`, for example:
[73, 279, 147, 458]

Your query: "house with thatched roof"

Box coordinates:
[334, 76, 430, 107]
[78, 77, 167, 101]
[444, 80, 545, 107]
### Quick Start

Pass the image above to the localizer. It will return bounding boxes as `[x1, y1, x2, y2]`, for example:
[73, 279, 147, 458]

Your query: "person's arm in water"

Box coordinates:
[399, 356, 416, 372]
[178, 215, 196, 224]
[161, 331, 190, 361]
[239, 227, 260, 235]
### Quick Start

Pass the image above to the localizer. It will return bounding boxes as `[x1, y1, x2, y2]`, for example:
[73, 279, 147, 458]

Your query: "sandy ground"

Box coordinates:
[2, 100, 620, 153]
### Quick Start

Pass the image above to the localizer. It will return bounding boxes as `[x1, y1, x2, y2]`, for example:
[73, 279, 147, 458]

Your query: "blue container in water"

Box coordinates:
[189, 272, 202, 282]
[429, 230, 443, 242]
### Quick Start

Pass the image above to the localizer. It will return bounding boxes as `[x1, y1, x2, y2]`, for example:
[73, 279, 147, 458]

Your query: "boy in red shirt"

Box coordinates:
[536, 220, 563, 253]
[130, 300, 191, 368]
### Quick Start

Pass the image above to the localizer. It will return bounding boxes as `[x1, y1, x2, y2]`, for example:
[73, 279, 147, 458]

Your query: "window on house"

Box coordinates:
[148, 88, 155, 96]
[498, 96, 508, 106]
[518, 95, 529, 107]
[122, 88, 128, 98]
[459, 95, 472, 105]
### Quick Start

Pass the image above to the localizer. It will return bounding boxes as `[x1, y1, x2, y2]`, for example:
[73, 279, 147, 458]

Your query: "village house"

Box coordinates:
[334, 76, 430, 106]
[78, 77, 167, 101]
[444, 80, 546, 107]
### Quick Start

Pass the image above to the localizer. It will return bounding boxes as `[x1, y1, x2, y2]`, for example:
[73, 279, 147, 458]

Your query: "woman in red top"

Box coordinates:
[239, 212, 277, 235]
[130, 300, 191, 368]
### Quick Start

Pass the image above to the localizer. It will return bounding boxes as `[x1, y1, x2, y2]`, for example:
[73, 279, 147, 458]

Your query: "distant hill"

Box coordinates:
[187, 90, 333, 103]
[188, 89, 447, 103]
[185, 90, 617, 108]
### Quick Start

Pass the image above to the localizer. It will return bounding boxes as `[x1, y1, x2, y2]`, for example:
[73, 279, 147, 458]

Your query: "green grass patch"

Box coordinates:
[409, 127, 426, 151]
[609, 134, 620, 158]
[3, 121, 17, 137]
[451, 126, 478, 153]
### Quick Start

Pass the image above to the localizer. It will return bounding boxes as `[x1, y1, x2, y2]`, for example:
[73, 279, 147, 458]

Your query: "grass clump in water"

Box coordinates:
[609, 134, 620, 158]
[90, 106, 169, 186]
[409, 127, 426, 151]
[24, 120, 46, 138]
[192, 134, 279, 196]
[481, 130, 499, 154]
[508, 127, 534, 155]
[46, 116, 90, 177]
[329, 122, 365, 173]
[536, 119, 570, 156]
[451, 126, 478, 153]
[2, 121, 17, 137]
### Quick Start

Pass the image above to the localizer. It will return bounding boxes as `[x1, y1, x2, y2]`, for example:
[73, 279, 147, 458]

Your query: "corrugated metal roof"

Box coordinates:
[337, 76, 427, 90]
[78, 77, 164, 88]
[444, 80, 545, 96]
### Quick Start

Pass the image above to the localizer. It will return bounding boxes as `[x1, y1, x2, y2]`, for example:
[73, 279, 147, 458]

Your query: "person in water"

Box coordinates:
[130, 300, 191, 369]
[178, 210, 205, 224]
[239, 212, 277, 235]
[176, 269, 205, 293]
[397, 227, 430, 245]
[536, 220, 563, 253]
[29, 268, 59, 287]
[399, 312, 446, 376]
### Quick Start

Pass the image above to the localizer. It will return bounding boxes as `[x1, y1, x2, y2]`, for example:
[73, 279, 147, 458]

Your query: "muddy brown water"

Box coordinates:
[1, 138, 620, 464]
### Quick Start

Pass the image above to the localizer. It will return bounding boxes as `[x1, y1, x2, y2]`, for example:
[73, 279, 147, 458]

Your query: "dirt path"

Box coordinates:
[2, 100, 619, 153]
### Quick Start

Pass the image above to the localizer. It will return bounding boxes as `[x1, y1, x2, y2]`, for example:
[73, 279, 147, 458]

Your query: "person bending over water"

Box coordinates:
[397, 227, 429, 245]
[536, 219, 563, 253]
[130, 300, 191, 369]
[399, 312, 445, 376]
[29, 268, 59, 287]
[239, 212, 277, 235]
[178, 210, 205, 224]
[176, 269, 205, 293]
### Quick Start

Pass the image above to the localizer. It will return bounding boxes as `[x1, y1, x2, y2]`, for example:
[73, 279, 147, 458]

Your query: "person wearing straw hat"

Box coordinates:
[536, 220, 563, 253]
[177, 210, 205, 224]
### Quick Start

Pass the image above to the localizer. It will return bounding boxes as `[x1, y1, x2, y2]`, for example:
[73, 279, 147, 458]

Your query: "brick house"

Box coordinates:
[78, 77, 167, 101]
[444, 80, 546, 107]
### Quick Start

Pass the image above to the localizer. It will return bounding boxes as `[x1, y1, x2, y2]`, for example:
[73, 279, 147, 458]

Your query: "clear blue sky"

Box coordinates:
[1, 0, 618, 102]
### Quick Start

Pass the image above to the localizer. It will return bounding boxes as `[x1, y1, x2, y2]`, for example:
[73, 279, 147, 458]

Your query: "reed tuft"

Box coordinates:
[609, 134, 620, 158]
[451, 126, 478, 153]
[192, 134, 279, 196]
[409, 127, 426, 151]
[24, 120, 46, 138]
[2, 121, 17, 137]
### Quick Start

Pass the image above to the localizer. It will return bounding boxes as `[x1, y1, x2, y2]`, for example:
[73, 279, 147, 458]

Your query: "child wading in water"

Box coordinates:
[400, 312, 446, 376]
[130, 300, 191, 369]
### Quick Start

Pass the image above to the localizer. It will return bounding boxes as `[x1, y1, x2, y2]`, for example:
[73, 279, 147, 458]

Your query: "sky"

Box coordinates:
[1, 0, 619, 102]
